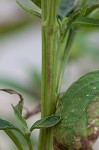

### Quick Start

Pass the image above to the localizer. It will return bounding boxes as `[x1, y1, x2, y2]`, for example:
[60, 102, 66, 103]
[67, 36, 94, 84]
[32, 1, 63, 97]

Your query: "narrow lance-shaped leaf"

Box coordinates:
[63, 4, 99, 27]
[0, 89, 28, 132]
[66, 6, 88, 26]
[0, 89, 27, 134]
[0, 118, 18, 130]
[31, 0, 41, 8]
[14, 92, 24, 115]
[54, 70, 99, 149]
[72, 17, 99, 27]
[84, 3, 99, 16]
[0, 118, 24, 135]
[17, 0, 41, 18]
[30, 115, 61, 132]
[15, 100, 23, 115]
[12, 105, 28, 132]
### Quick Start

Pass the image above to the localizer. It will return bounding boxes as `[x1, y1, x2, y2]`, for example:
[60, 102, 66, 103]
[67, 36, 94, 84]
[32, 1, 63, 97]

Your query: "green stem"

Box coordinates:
[25, 134, 33, 150]
[56, 28, 77, 94]
[61, 28, 77, 71]
[56, 29, 69, 94]
[46, 128, 53, 150]
[5, 130, 24, 150]
[38, 0, 59, 150]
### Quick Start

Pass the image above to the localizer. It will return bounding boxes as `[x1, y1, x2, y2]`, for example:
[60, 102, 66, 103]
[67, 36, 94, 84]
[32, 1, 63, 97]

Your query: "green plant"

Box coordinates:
[0, 0, 99, 150]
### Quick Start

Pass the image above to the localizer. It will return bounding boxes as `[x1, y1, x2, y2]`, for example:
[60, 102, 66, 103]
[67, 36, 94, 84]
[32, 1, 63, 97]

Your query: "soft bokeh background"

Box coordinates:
[0, 0, 99, 149]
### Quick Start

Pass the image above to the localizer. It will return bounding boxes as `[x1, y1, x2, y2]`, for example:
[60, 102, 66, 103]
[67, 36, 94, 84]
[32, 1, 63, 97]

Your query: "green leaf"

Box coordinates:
[5, 130, 24, 150]
[62, 4, 99, 28]
[0, 118, 33, 149]
[67, 6, 88, 25]
[17, 0, 41, 18]
[60, 4, 99, 27]
[85, 3, 99, 16]
[31, 0, 41, 8]
[0, 118, 18, 130]
[72, 17, 99, 27]
[58, 0, 78, 20]
[0, 118, 24, 135]
[30, 115, 61, 132]
[0, 119, 31, 150]
[54, 70, 99, 149]
[0, 89, 27, 130]
[15, 100, 23, 115]
[58, 1, 99, 23]
[12, 105, 28, 132]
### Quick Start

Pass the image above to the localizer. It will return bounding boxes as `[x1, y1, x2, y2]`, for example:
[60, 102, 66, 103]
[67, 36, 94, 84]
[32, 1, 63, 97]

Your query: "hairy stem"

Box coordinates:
[38, 0, 59, 150]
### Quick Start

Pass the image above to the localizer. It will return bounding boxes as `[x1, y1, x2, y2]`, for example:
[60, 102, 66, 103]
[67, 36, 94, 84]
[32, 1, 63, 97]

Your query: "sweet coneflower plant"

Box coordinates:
[0, 0, 99, 150]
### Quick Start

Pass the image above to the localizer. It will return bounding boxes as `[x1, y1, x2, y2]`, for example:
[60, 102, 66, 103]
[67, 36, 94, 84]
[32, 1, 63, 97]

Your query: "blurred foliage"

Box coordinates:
[0, 19, 32, 36]
[0, 69, 41, 102]
[0, 1, 41, 36]
[70, 8, 99, 60]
